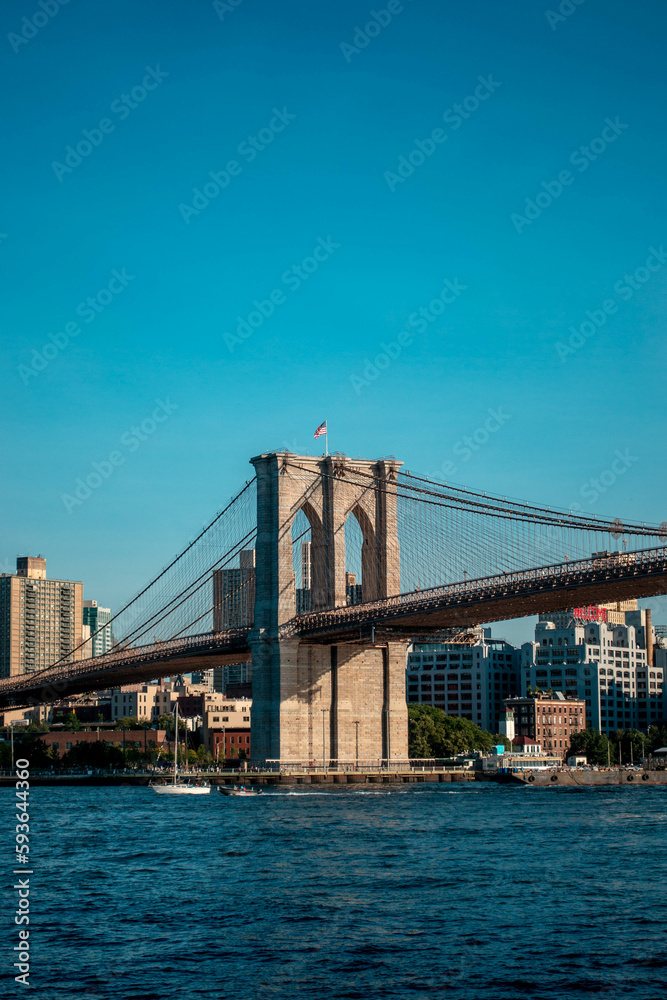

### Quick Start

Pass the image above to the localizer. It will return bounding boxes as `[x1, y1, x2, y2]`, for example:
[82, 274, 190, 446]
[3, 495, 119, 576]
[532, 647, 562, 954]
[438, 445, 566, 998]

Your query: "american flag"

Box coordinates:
[314, 420, 327, 439]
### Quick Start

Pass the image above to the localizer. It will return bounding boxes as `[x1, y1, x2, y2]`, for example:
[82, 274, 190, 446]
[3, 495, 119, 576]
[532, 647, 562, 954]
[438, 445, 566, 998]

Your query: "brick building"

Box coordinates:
[503, 692, 585, 759]
[44, 729, 166, 755]
[210, 728, 251, 761]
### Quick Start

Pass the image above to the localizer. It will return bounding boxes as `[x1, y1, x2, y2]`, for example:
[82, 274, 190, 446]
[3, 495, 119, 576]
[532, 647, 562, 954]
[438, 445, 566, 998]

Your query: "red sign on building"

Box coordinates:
[572, 606, 608, 622]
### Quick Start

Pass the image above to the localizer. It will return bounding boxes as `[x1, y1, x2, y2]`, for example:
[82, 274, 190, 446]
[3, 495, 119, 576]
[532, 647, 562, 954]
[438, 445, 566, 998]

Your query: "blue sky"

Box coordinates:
[1, 0, 666, 642]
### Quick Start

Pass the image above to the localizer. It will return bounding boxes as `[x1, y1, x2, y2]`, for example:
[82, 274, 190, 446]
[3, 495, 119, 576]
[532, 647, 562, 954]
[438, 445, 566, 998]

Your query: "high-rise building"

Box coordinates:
[522, 604, 662, 734]
[191, 669, 216, 692]
[301, 541, 311, 589]
[82, 601, 113, 657]
[345, 571, 363, 606]
[191, 662, 252, 694]
[0, 556, 84, 678]
[296, 541, 312, 613]
[406, 628, 520, 732]
[213, 549, 255, 629]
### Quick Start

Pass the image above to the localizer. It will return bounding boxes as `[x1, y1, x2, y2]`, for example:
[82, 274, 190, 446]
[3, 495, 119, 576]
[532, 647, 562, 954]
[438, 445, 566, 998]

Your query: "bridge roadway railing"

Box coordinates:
[0, 628, 251, 697]
[287, 546, 667, 636]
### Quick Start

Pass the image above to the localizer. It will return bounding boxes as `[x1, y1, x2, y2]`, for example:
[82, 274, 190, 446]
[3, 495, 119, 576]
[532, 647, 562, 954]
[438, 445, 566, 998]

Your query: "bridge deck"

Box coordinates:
[294, 547, 667, 642]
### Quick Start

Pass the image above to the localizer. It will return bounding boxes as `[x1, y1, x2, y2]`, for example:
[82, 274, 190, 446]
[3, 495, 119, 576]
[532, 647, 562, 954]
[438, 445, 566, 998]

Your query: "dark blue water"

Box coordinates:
[3, 784, 666, 999]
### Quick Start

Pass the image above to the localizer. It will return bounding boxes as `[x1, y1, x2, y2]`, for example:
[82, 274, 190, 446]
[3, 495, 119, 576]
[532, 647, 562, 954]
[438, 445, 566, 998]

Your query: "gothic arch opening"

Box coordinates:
[344, 504, 377, 604]
[291, 501, 327, 612]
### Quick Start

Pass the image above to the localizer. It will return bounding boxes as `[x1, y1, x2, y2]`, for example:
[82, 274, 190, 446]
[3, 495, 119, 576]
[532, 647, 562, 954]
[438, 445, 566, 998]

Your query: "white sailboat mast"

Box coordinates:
[173, 701, 179, 785]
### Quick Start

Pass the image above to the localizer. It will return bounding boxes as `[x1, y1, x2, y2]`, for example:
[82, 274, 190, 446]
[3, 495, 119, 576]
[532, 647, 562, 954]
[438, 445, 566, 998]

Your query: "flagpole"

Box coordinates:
[325, 426, 328, 458]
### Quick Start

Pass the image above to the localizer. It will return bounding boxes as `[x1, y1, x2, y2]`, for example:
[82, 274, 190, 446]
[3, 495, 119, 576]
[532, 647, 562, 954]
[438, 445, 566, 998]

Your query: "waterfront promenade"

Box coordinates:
[3, 766, 665, 788]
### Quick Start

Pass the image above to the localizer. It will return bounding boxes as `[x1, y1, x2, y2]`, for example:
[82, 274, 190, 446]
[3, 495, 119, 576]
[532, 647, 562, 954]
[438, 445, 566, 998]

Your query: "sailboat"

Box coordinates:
[150, 702, 211, 795]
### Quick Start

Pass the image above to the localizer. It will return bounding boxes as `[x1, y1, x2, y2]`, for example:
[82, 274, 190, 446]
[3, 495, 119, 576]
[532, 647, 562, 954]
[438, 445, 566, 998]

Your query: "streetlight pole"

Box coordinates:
[321, 709, 327, 772]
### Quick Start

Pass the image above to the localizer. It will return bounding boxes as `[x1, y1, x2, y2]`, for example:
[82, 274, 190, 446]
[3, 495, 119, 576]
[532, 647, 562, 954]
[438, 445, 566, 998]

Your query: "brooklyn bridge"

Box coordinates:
[1, 451, 666, 764]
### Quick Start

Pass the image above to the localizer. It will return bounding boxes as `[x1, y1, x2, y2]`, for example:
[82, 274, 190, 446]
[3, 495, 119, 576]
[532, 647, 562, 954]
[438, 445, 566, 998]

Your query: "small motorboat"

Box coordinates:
[218, 785, 263, 797]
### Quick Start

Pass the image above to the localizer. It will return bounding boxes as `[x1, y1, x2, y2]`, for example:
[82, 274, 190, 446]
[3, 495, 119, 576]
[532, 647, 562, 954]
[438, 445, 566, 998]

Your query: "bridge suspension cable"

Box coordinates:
[282, 457, 665, 597]
[21, 478, 258, 682]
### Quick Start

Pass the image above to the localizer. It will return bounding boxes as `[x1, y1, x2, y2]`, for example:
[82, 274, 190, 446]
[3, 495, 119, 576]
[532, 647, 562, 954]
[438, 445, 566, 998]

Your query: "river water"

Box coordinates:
[3, 783, 666, 999]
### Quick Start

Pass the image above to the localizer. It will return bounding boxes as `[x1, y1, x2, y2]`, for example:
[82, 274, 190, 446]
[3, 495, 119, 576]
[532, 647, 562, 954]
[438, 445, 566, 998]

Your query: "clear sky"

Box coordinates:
[1, 0, 666, 642]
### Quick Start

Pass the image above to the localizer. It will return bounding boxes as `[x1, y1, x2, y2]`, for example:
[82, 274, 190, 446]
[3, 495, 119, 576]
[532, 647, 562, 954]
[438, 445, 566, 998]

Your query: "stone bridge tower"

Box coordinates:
[248, 452, 408, 766]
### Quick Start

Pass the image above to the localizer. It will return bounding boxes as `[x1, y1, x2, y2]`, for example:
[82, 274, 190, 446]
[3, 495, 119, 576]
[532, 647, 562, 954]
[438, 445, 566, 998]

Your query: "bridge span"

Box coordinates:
[2, 545, 665, 713]
[294, 546, 667, 642]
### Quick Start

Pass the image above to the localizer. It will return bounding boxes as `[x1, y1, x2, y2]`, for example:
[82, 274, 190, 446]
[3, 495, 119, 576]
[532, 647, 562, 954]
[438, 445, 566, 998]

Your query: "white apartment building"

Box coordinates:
[110, 684, 161, 721]
[406, 629, 520, 733]
[522, 607, 663, 734]
[82, 601, 113, 657]
[108, 680, 210, 722]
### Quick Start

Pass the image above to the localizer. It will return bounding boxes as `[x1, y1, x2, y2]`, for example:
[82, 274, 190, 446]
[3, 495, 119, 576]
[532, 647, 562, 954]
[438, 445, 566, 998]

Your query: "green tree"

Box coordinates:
[646, 722, 667, 754]
[611, 728, 646, 764]
[156, 713, 186, 734]
[61, 741, 124, 769]
[123, 746, 143, 765]
[566, 728, 614, 766]
[113, 716, 142, 730]
[18, 736, 61, 769]
[408, 704, 494, 758]
[64, 712, 82, 731]
[25, 721, 50, 732]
